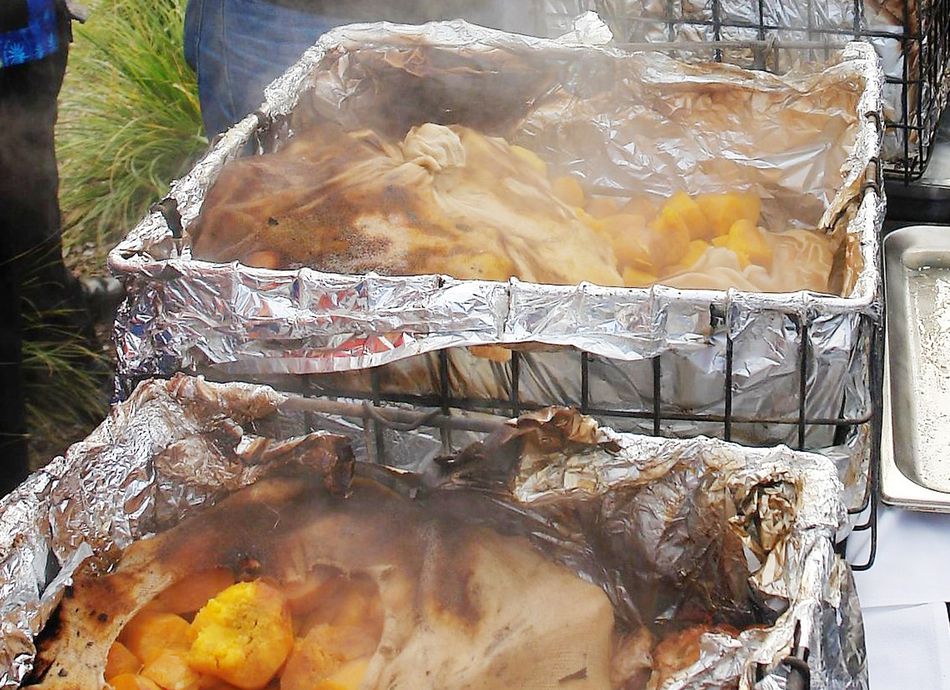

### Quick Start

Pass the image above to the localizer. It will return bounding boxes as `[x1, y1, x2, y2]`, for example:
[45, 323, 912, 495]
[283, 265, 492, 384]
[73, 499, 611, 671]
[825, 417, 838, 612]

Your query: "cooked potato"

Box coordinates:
[187, 581, 294, 690]
[141, 651, 203, 690]
[119, 611, 190, 665]
[696, 192, 761, 236]
[108, 674, 162, 690]
[654, 191, 712, 242]
[105, 641, 142, 680]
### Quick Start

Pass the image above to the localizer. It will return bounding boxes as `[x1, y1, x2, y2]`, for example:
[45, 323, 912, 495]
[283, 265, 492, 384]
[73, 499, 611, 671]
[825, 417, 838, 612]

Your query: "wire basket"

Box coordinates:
[229, 310, 882, 571]
[533, 0, 950, 181]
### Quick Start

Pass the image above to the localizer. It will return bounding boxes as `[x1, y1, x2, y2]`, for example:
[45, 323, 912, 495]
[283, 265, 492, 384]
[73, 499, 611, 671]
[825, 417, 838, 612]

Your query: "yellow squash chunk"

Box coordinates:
[314, 659, 369, 690]
[696, 192, 761, 236]
[509, 145, 548, 176]
[586, 197, 621, 218]
[664, 239, 713, 276]
[621, 268, 657, 287]
[598, 215, 653, 271]
[108, 674, 163, 690]
[142, 651, 203, 690]
[156, 569, 235, 615]
[551, 175, 586, 208]
[119, 611, 191, 665]
[725, 219, 773, 269]
[188, 581, 294, 690]
[654, 191, 712, 241]
[106, 641, 142, 680]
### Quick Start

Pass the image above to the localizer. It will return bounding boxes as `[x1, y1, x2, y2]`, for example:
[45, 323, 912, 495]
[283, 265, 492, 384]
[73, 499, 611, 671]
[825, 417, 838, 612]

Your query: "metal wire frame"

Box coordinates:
[295, 306, 882, 569]
[536, 0, 950, 181]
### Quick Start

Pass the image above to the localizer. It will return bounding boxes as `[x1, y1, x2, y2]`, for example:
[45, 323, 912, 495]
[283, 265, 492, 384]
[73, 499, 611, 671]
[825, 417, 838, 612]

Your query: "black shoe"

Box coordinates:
[80, 276, 124, 323]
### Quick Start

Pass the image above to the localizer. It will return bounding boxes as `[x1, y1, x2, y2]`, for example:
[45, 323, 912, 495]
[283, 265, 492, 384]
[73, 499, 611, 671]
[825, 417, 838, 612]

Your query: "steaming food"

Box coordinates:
[30, 471, 740, 690]
[189, 122, 841, 294]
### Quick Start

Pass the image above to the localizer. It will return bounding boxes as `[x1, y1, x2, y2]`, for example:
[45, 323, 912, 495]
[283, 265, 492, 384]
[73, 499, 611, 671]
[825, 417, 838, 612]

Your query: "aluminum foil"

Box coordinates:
[0, 376, 866, 690]
[542, 0, 941, 172]
[109, 19, 883, 508]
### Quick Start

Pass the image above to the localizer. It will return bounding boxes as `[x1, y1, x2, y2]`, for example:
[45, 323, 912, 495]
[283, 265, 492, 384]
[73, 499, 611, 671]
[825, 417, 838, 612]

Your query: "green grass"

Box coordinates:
[24, 0, 205, 468]
[20, 286, 109, 469]
[58, 0, 206, 272]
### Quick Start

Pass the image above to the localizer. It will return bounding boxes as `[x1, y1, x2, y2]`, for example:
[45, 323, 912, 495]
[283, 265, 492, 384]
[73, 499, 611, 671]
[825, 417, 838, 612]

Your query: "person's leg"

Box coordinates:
[0, 3, 76, 492]
[188, 0, 348, 138]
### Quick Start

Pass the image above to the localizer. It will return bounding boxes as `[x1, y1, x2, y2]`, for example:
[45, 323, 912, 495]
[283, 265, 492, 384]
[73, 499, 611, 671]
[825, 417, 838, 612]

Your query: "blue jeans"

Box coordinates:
[184, 0, 345, 137]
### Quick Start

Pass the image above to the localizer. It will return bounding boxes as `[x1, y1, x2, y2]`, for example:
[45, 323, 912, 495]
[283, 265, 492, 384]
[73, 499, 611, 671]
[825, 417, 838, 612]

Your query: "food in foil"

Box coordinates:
[0, 376, 865, 689]
[189, 120, 841, 294]
[30, 476, 620, 689]
[26, 430, 801, 690]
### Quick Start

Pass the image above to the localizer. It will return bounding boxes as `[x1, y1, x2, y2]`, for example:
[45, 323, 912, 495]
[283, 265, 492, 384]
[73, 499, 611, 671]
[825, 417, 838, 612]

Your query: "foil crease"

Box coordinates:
[0, 376, 865, 689]
[109, 20, 883, 507]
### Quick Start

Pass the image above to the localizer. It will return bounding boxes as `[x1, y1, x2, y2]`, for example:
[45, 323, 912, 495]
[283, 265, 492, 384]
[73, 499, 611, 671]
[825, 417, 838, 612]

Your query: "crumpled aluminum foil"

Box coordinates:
[109, 17, 883, 511]
[0, 376, 866, 690]
[541, 0, 941, 172]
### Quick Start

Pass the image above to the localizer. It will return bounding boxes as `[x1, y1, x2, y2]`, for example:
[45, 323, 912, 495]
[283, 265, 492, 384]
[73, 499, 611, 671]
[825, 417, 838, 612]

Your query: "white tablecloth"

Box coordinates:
[847, 505, 950, 689]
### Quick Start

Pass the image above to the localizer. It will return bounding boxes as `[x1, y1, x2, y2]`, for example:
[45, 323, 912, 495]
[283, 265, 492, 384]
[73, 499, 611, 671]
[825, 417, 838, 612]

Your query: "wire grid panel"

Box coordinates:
[535, 0, 950, 180]
[250, 311, 881, 568]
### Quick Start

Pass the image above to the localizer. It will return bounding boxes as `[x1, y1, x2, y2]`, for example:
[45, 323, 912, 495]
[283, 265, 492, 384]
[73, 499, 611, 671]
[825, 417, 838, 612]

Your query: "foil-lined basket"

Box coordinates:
[109, 17, 884, 511]
[540, 0, 943, 173]
[0, 375, 866, 689]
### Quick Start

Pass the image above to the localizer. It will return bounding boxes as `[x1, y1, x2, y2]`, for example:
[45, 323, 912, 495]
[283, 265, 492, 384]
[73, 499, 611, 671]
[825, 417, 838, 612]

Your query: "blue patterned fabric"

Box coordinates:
[0, 0, 59, 68]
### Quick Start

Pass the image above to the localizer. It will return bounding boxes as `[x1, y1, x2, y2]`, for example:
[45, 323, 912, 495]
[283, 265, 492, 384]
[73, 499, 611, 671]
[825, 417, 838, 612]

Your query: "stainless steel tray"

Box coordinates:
[883, 225, 950, 510]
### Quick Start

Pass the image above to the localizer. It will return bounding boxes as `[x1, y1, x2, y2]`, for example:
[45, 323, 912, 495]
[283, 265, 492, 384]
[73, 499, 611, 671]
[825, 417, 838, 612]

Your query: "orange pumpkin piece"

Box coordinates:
[598, 214, 653, 271]
[187, 581, 294, 690]
[108, 674, 162, 690]
[141, 651, 203, 690]
[654, 191, 712, 241]
[119, 611, 191, 665]
[724, 220, 774, 269]
[106, 641, 142, 680]
[551, 175, 586, 208]
[280, 633, 343, 690]
[155, 569, 235, 615]
[696, 192, 761, 236]
[665, 240, 712, 275]
[281, 625, 377, 690]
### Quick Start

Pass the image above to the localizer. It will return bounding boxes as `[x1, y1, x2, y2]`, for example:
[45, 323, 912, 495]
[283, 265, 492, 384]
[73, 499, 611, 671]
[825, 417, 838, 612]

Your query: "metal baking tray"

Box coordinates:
[883, 225, 950, 510]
